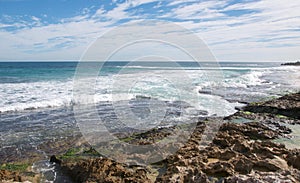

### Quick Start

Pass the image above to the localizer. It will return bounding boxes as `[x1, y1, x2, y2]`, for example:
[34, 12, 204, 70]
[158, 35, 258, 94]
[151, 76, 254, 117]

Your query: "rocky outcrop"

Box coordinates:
[286, 149, 300, 169]
[0, 169, 40, 183]
[49, 92, 300, 182]
[60, 158, 151, 183]
[156, 121, 298, 182]
[155, 92, 300, 182]
[1, 92, 300, 182]
[242, 92, 300, 119]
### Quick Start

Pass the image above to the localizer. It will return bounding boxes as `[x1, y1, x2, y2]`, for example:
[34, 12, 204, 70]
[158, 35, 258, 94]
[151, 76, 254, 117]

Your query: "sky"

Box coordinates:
[0, 0, 299, 61]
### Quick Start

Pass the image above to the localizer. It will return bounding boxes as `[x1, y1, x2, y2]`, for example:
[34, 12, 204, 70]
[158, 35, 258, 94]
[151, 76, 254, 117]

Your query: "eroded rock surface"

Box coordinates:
[1, 92, 300, 182]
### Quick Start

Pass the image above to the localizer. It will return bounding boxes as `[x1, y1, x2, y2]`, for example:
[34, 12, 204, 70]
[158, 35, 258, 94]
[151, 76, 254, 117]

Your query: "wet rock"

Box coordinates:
[49, 155, 61, 165]
[242, 92, 300, 119]
[219, 122, 279, 140]
[60, 158, 151, 183]
[198, 90, 212, 95]
[38, 135, 85, 156]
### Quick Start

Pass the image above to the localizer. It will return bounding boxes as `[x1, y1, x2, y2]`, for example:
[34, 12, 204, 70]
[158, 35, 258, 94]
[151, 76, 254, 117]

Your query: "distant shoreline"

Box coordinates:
[281, 61, 300, 66]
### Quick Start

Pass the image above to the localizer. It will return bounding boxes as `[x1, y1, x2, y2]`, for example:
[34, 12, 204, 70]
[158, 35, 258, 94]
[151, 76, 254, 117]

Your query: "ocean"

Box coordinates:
[0, 61, 299, 113]
[0, 61, 299, 181]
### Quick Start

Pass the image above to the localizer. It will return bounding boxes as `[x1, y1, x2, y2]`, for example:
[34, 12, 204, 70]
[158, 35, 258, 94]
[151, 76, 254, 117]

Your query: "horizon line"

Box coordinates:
[0, 60, 296, 63]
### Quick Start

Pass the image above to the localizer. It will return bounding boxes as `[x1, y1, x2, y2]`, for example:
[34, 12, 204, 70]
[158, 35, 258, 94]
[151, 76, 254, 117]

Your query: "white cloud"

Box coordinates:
[0, 0, 299, 61]
[0, 17, 116, 60]
[167, 0, 198, 7]
[172, 0, 300, 61]
[171, 1, 225, 20]
[105, 3, 130, 20]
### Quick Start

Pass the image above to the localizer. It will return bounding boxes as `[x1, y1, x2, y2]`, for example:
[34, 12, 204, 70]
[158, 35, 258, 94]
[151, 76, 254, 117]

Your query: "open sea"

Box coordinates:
[0, 61, 299, 181]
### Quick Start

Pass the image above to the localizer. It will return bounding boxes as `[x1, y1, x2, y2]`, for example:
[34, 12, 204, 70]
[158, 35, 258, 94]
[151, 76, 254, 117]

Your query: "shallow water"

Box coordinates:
[274, 123, 300, 149]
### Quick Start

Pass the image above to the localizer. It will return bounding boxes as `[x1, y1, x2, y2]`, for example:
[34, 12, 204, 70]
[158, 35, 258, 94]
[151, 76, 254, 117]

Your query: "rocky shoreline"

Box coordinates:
[1, 92, 300, 182]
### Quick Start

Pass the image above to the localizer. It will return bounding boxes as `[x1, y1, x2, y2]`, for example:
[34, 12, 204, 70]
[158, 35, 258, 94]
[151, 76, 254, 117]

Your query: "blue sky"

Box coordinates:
[0, 0, 299, 61]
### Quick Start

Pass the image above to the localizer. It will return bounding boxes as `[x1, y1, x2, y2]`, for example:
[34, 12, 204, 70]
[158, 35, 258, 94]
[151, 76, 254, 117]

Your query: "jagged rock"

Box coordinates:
[243, 92, 300, 119]
[155, 166, 209, 183]
[226, 170, 300, 183]
[254, 156, 289, 172]
[207, 146, 237, 161]
[232, 140, 252, 153]
[286, 150, 300, 170]
[0, 170, 22, 182]
[230, 156, 254, 174]
[204, 161, 234, 177]
[60, 158, 151, 183]
[219, 122, 279, 140]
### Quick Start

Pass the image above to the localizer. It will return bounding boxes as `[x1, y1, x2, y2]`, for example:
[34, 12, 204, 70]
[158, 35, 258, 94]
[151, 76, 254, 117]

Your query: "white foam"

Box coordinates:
[196, 69, 270, 90]
[1, 65, 298, 113]
[196, 94, 241, 116]
[0, 80, 74, 112]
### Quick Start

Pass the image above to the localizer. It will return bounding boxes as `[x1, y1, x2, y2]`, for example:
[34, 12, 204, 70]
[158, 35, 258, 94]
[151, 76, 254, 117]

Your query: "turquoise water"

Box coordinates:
[274, 123, 300, 149]
[0, 61, 277, 83]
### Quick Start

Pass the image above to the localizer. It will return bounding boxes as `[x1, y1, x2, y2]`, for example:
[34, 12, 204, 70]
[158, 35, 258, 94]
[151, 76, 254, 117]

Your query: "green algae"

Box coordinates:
[0, 163, 30, 172]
